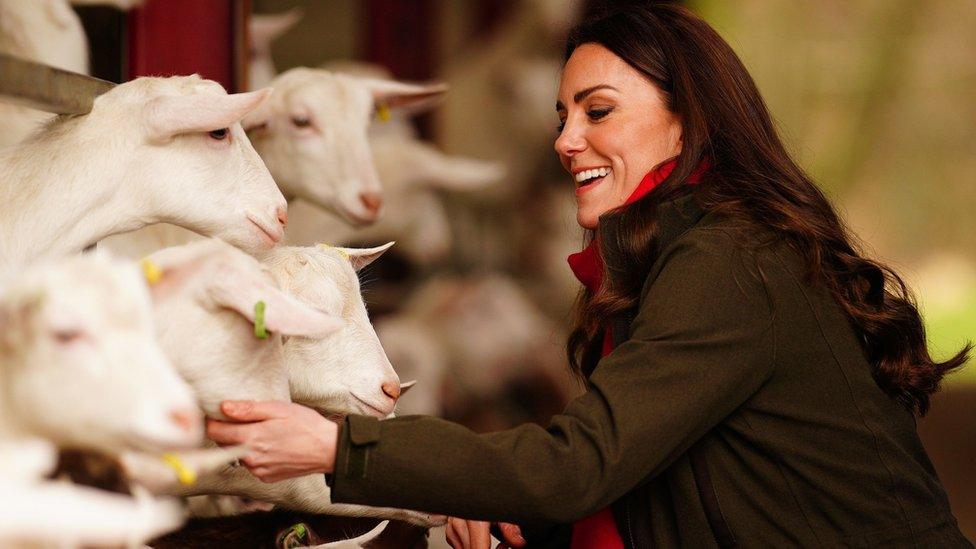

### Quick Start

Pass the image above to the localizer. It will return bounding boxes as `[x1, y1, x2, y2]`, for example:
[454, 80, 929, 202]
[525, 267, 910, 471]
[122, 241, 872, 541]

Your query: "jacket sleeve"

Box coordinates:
[329, 228, 775, 524]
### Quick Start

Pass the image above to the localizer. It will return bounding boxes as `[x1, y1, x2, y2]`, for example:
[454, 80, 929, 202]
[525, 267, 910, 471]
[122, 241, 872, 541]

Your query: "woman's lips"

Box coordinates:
[575, 174, 607, 197]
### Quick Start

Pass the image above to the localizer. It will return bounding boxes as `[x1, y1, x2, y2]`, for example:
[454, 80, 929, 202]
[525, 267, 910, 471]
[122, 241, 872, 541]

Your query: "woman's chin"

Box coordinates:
[576, 211, 599, 230]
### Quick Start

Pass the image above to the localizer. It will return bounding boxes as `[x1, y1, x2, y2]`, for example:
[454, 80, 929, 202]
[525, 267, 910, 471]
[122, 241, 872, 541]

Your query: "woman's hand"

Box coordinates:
[445, 518, 526, 549]
[205, 400, 338, 483]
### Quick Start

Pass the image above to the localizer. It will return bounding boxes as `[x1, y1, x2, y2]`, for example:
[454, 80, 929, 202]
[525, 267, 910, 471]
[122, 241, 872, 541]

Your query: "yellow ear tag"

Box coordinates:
[316, 243, 349, 260]
[141, 259, 162, 285]
[161, 453, 197, 485]
[376, 103, 391, 123]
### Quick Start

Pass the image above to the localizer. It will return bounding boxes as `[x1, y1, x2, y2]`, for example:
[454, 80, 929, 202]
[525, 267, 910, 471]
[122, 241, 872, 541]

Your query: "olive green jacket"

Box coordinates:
[330, 196, 969, 548]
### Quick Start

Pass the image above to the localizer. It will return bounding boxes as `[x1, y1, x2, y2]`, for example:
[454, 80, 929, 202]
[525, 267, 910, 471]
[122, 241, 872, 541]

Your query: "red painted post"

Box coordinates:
[362, 0, 437, 137]
[127, 0, 248, 92]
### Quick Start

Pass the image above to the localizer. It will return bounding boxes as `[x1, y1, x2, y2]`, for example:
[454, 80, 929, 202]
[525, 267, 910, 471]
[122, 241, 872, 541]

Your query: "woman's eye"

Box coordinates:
[208, 128, 229, 140]
[587, 107, 613, 121]
[291, 116, 312, 128]
[556, 120, 566, 133]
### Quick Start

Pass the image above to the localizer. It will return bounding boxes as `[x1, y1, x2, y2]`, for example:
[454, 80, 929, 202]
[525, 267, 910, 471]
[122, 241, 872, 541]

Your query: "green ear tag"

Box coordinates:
[254, 300, 268, 339]
[276, 522, 310, 548]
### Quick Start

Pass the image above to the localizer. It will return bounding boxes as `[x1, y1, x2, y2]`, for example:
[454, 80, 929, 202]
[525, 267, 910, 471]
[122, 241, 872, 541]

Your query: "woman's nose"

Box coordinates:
[554, 123, 586, 158]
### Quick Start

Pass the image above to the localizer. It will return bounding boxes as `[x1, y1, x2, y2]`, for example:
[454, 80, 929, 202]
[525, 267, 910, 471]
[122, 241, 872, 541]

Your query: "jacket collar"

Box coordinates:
[567, 160, 707, 294]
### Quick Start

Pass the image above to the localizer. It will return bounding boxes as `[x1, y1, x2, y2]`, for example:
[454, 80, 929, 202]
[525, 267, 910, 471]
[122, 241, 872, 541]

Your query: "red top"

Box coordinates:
[566, 159, 705, 548]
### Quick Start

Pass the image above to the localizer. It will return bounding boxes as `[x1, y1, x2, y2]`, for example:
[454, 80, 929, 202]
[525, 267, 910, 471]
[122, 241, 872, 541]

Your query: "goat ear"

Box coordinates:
[249, 8, 304, 49]
[390, 139, 505, 191]
[207, 267, 342, 338]
[337, 242, 394, 272]
[399, 380, 418, 396]
[241, 99, 273, 132]
[363, 79, 448, 116]
[141, 241, 225, 301]
[145, 88, 273, 141]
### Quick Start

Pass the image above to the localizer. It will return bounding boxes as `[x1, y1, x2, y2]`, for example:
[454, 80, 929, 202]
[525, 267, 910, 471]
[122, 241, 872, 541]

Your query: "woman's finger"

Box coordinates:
[220, 400, 292, 421]
[447, 517, 468, 549]
[497, 522, 527, 548]
[467, 520, 491, 549]
[205, 419, 252, 446]
[446, 523, 459, 548]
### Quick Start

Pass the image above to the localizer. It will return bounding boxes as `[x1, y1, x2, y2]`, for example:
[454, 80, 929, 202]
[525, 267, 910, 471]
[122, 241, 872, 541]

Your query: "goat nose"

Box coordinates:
[276, 206, 288, 227]
[169, 408, 200, 434]
[381, 380, 401, 402]
[359, 191, 383, 215]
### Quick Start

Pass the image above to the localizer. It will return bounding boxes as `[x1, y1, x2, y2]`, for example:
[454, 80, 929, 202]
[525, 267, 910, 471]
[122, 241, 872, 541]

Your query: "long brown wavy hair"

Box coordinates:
[565, 3, 970, 415]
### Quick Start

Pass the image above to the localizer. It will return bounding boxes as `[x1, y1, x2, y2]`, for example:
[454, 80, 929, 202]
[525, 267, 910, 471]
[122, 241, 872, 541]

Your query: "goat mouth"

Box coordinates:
[246, 216, 281, 245]
[313, 408, 347, 422]
[342, 207, 379, 228]
[351, 394, 392, 418]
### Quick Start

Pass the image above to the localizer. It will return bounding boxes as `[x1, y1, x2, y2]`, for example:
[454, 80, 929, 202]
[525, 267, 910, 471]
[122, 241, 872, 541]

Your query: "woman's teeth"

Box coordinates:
[575, 167, 612, 185]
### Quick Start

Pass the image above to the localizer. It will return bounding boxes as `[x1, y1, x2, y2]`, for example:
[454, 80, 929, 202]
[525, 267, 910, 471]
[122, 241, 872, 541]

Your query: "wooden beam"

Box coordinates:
[0, 53, 115, 115]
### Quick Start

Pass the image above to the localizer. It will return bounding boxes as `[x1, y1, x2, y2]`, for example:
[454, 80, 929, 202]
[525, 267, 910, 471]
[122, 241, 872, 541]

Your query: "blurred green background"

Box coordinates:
[692, 0, 976, 380]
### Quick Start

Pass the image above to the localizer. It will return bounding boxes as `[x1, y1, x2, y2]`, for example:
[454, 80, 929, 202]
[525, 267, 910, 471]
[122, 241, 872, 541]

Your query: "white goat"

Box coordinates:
[284, 128, 504, 265]
[374, 316, 446, 417]
[267, 60, 503, 264]
[265, 242, 404, 416]
[0, 75, 286, 266]
[244, 68, 446, 226]
[0, 252, 202, 453]
[0, 439, 185, 548]
[0, 0, 88, 149]
[99, 68, 449, 259]
[375, 275, 578, 418]
[0, 0, 87, 73]
[122, 240, 439, 526]
[0, 252, 201, 547]
[248, 8, 304, 91]
[437, 0, 582, 199]
[144, 239, 345, 418]
[0, 0, 144, 148]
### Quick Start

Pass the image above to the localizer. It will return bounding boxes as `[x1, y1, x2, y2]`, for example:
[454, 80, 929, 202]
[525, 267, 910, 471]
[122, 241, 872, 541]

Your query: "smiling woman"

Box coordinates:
[555, 45, 683, 229]
[204, 4, 971, 548]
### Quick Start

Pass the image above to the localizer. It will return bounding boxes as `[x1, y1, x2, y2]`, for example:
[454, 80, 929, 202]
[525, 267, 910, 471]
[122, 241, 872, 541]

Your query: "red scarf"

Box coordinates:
[566, 158, 706, 548]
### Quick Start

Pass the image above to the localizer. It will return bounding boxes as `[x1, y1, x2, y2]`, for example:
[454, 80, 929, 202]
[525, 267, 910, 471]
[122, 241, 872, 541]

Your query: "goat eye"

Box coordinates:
[52, 329, 85, 345]
[208, 128, 229, 140]
[291, 116, 312, 128]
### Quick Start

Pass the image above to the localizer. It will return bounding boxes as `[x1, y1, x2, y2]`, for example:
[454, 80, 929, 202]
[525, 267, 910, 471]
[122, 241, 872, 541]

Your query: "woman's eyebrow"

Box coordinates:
[555, 84, 620, 111]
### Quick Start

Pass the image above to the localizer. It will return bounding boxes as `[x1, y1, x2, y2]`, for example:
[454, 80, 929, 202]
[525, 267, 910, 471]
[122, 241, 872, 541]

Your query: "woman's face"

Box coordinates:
[555, 44, 683, 229]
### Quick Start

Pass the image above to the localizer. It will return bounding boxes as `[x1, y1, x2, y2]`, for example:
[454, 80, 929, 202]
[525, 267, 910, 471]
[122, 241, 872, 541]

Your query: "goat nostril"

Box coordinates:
[169, 409, 199, 433]
[359, 192, 382, 214]
[276, 207, 288, 227]
[381, 381, 401, 402]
